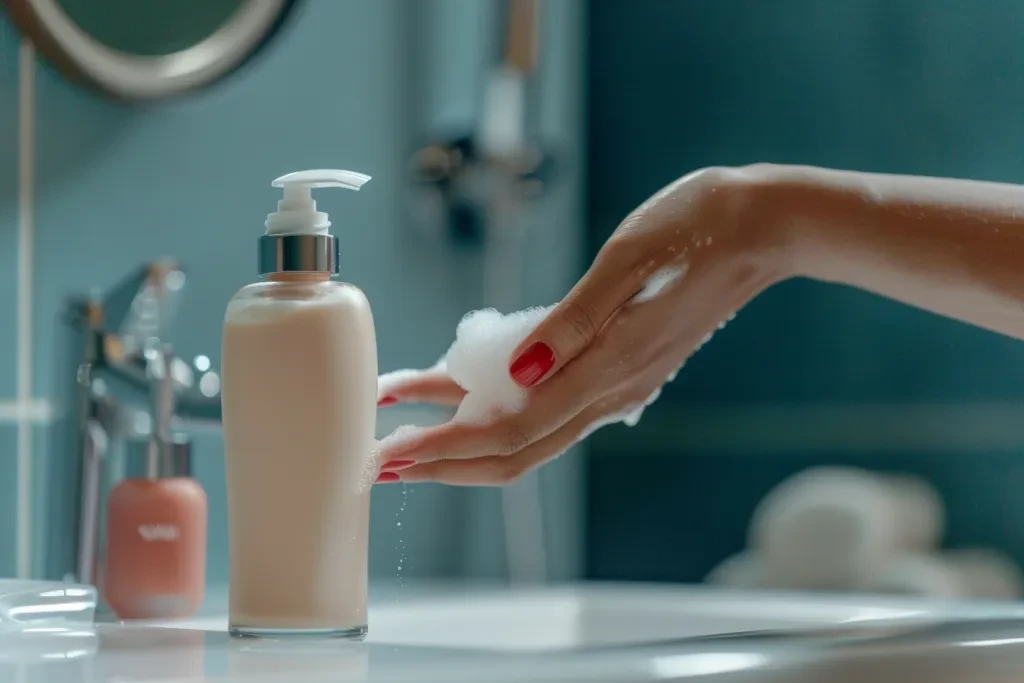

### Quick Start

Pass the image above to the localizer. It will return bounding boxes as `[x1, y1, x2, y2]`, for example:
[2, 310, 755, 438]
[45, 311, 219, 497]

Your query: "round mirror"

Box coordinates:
[3, 0, 302, 101]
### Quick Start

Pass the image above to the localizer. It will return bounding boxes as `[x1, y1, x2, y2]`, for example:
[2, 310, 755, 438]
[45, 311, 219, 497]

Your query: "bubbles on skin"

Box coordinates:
[631, 263, 690, 304]
[579, 406, 641, 441]
[378, 308, 551, 447]
[692, 311, 737, 355]
[378, 424, 427, 452]
[359, 443, 382, 493]
[447, 306, 553, 423]
[377, 298, 742, 455]
[581, 311, 740, 442]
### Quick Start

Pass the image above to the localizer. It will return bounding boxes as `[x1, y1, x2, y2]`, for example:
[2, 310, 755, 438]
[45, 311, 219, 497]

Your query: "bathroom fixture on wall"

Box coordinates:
[43, 259, 221, 585]
[408, 0, 554, 585]
[2, 0, 303, 101]
[408, 1, 554, 247]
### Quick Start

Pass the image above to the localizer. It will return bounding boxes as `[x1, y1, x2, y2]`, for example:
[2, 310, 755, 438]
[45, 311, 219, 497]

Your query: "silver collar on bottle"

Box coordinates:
[258, 234, 340, 275]
[125, 434, 193, 479]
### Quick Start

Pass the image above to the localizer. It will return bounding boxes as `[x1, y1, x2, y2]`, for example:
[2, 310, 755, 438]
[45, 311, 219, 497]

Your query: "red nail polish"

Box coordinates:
[510, 342, 555, 387]
[375, 472, 401, 484]
[378, 396, 398, 407]
[381, 460, 415, 471]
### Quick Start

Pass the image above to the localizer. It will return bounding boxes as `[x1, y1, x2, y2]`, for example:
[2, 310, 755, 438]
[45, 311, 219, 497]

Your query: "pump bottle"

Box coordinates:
[221, 170, 378, 639]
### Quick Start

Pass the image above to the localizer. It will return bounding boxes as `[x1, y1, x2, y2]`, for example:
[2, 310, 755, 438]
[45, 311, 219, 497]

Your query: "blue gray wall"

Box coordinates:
[0, 0, 584, 585]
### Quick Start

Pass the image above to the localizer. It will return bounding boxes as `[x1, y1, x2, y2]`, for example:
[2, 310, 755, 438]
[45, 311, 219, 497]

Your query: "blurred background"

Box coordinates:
[1, 0, 1024, 603]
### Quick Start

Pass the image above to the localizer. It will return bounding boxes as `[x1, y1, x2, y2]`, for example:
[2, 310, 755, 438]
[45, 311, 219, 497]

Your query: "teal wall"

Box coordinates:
[0, 15, 23, 580]
[583, 0, 1024, 581]
[0, 1, 585, 585]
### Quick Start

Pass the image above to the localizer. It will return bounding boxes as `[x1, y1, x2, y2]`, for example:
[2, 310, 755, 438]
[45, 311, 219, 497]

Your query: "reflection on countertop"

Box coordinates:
[7, 581, 1024, 682]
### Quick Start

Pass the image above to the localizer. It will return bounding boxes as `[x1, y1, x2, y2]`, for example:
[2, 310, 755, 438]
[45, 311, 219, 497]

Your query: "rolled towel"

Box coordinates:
[750, 467, 900, 591]
[706, 552, 763, 589]
[865, 553, 965, 599]
[877, 473, 944, 552]
[941, 549, 1023, 600]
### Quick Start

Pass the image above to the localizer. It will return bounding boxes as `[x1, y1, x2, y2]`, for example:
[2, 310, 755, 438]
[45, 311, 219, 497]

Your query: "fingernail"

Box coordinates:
[375, 472, 401, 484]
[381, 460, 415, 471]
[378, 396, 398, 407]
[510, 342, 555, 387]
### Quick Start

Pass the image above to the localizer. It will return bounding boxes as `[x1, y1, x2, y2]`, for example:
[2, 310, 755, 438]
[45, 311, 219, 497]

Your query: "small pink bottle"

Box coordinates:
[105, 435, 207, 620]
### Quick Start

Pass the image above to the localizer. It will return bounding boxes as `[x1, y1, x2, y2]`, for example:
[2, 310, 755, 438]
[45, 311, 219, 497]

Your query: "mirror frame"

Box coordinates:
[3, 0, 302, 102]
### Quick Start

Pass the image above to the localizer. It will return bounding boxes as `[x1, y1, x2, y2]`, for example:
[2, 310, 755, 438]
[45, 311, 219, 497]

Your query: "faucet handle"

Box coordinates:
[145, 343, 176, 441]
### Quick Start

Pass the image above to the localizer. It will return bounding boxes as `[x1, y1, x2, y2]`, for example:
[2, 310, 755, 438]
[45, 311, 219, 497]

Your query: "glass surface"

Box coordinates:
[0, 579, 97, 630]
[57, 0, 246, 56]
[229, 624, 368, 640]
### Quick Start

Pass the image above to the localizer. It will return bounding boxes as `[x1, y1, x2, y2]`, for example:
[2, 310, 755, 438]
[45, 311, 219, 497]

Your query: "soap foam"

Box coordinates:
[376, 424, 426, 453]
[447, 306, 552, 423]
[377, 355, 448, 401]
[631, 263, 688, 304]
[368, 424, 427, 486]
[378, 303, 690, 451]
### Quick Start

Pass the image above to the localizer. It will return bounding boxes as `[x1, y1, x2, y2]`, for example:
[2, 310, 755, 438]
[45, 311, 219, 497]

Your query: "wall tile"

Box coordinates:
[0, 16, 20, 398]
[0, 427, 16, 577]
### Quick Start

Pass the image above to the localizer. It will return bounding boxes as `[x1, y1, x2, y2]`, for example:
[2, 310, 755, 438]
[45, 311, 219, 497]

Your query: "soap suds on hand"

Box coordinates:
[367, 424, 427, 487]
[378, 298, 729, 451]
[447, 306, 553, 423]
[377, 355, 448, 401]
[631, 263, 688, 304]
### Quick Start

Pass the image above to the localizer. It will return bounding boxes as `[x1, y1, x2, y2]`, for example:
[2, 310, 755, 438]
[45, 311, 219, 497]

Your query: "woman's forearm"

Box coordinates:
[754, 164, 1024, 341]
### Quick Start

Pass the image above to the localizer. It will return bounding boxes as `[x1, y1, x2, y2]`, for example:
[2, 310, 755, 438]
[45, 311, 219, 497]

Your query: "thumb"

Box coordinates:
[508, 251, 648, 388]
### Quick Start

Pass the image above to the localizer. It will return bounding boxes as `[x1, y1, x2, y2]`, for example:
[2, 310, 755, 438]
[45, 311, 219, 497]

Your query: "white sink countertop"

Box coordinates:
[7, 582, 1024, 682]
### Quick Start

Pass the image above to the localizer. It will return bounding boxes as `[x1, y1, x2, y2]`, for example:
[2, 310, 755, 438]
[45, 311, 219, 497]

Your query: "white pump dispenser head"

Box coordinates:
[258, 169, 371, 276]
[266, 169, 372, 235]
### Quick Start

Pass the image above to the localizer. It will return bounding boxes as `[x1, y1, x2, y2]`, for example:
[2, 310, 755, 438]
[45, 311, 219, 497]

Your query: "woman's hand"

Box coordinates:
[377, 162, 1024, 486]
[376, 165, 793, 485]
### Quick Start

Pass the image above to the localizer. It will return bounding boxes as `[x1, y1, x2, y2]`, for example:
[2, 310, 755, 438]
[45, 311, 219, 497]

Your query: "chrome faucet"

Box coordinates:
[43, 259, 221, 584]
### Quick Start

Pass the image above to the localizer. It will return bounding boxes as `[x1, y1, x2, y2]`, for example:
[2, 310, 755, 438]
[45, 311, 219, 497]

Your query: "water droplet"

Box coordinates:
[394, 483, 409, 589]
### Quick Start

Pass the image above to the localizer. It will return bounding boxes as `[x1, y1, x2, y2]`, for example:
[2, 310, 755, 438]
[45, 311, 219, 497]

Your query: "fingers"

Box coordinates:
[394, 399, 617, 486]
[376, 393, 582, 464]
[507, 238, 656, 389]
[377, 368, 466, 407]
[376, 342, 616, 464]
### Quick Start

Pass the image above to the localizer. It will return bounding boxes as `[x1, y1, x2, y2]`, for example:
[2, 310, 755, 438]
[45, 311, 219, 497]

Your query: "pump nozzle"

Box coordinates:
[259, 168, 372, 276]
[266, 169, 372, 235]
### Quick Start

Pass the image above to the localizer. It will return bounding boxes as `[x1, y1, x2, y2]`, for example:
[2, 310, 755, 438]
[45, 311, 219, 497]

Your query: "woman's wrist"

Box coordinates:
[729, 163, 805, 284]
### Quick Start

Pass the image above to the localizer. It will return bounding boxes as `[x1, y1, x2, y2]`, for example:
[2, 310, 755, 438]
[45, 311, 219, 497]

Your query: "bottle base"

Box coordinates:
[229, 624, 368, 640]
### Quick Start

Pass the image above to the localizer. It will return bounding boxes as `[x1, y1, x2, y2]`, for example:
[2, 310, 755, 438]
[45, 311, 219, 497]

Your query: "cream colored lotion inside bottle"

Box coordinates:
[221, 169, 378, 639]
